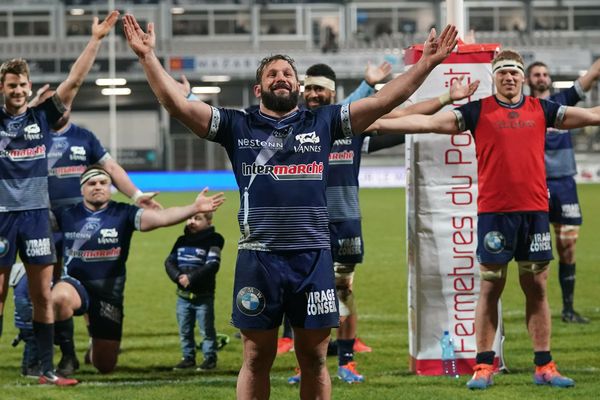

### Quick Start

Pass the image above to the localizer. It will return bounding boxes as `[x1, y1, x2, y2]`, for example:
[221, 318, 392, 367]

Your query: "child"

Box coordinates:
[165, 211, 225, 371]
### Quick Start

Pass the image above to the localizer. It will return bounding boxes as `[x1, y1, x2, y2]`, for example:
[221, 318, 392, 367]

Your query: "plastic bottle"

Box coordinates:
[440, 330, 459, 378]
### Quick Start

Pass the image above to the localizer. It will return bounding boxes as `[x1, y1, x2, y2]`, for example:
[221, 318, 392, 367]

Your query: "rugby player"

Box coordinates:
[124, 13, 457, 399]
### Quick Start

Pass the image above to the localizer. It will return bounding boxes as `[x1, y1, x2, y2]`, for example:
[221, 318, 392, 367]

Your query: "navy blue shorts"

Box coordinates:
[547, 176, 582, 225]
[0, 210, 56, 266]
[329, 220, 364, 264]
[60, 276, 90, 316]
[231, 249, 339, 330]
[477, 212, 553, 265]
[88, 297, 124, 341]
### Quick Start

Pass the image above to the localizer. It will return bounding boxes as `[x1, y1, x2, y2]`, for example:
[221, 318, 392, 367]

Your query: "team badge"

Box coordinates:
[483, 231, 505, 254]
[0, 237, 9, 257]
[236, 287, 265, 316]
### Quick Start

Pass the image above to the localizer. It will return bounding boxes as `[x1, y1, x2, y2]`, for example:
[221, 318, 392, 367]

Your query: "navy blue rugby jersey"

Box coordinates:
[545, 82, 583, 179]
[46, 123, 109, 208]
[0, 96, 65, 211]
[326, 135, 368, 222]
[207, 104, 352, 251]
[56, 201, 142, 303]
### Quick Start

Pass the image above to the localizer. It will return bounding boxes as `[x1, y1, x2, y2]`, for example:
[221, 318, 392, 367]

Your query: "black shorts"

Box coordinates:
[88, 297, 124, 341]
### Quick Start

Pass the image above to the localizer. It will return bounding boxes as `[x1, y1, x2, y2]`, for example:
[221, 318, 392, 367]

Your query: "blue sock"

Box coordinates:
[534, 351, 552, 367]
[338, 339, 355, 366]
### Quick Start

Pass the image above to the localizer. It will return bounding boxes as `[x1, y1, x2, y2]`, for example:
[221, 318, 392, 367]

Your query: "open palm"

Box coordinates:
[123, 14, 155, 58]
[92, 10, 119, 40]
[422, 25, 458, 66]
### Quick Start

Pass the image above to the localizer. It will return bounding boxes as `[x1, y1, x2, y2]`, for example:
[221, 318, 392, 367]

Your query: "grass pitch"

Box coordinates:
[1, 186, 599, 399]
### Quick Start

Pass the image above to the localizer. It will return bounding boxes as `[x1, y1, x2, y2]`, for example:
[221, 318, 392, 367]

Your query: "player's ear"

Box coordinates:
[253, 84, 261, 99]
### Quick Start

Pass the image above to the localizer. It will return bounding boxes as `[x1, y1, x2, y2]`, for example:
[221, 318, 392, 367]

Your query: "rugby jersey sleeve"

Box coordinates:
[539, 98, 566, 128]
[125, 203, 144, 231]
[204, 106, 240, 150]
[453, 100, 481, 137]
[549, 81, 585, 107]
[326, 103, 353, 142]
[36, 93, 67, 126]
[84, 128, 110, 164]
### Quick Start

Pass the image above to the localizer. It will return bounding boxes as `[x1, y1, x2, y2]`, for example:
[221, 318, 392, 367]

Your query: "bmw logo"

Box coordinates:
[236, 287, 265, 316]
[483, 231, 505, 254]
[0, 237, 9, 257]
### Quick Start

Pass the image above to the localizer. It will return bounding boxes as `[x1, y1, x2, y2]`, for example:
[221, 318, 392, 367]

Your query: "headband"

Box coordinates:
[492, 59, 525, 75]
[304, 76, 335, 92]
[80, 168, 111, 187]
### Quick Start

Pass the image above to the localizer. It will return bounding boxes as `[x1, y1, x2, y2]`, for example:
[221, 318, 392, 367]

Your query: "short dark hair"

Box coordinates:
[525, 61, 549, 79]
[305, 63, 336, 83]
[255, 54, 298, 84]
[0, 58, 30, 83]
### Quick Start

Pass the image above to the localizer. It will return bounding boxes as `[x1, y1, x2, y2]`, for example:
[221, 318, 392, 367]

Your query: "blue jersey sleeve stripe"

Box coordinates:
[207, 106, 220, 141]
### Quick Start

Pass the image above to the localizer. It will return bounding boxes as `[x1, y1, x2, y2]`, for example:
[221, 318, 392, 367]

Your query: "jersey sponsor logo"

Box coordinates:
[561, 203, 581, 219]
[242, 161, 324, 180]
[272, 127, 293, 138]
[65, 246, 122, 261]
[25, 238, 52, 258]
[98, 228, 119, 244]
[337, 236, 362, 255]
[1, 145, 46, 162]
[49, 165, 87, 178]
[333, 138, 352, 146]
[65, 220, 100, 240]
[23, 124, 41, 140]
[529, 232, 551, 253]
[329, 150, 354, 165]
[294, 131, 321, 153]
[236, 286, 265, 316]
[306, 288, 337, 316]
[494, 114, 535, 130]
[0, 237, 9, 257]
[0, 129, 17, 138]
[483, 231, 505, 254]
[237, 138, 283, 150]
[70, 146, 87, 161]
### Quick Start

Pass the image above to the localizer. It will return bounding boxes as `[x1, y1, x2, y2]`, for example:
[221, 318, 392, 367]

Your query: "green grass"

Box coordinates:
[1, 186, 599, 399]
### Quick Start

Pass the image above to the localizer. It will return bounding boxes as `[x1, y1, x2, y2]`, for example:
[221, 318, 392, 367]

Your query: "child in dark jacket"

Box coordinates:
[165, 211, 225, 371]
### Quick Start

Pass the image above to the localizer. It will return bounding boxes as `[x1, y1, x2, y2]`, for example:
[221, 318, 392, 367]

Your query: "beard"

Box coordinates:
[531, 81, 550, 93]
[261, 86, 299, 113]
[305, 96, 332, 110]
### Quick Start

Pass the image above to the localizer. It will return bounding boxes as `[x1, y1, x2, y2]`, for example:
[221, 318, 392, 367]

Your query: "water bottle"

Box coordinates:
[440, 330, 459, 378]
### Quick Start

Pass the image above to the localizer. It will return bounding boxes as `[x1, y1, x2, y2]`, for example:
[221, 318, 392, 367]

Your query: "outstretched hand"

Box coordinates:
[123, 14, 156, 58]
[92, 10, 119, 40]
[136, 192, 163, 210]
[195, 188, 226, 213]
[365, 61, 392, 87]
[450, 76, 480, 101]
[422, 25, 458, 67]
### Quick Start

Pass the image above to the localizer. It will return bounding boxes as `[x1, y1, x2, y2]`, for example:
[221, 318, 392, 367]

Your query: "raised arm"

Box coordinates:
[349, 25, 458, 133]
[102, 158, 162, 210]
[369, 110, 461, 135]
[383, 75, 479, 119]
[341, 61, 392, 104]
[577, 57, 600, 92]
[55, 11, 119, 109]
[558, 106, 600, 130]
[139, 188, 225, 232]
[123, 14, 213, 138]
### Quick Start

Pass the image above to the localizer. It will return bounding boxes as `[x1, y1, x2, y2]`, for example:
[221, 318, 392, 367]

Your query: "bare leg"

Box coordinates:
[294, 327, 331, 400]
[236, 328, 278, 400]
[90, 337, 121, 373]
[474, 264, 507, 352]
[519, 267, 551, 351]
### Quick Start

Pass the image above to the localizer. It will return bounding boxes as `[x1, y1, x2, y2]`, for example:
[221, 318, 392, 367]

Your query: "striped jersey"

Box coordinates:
[545, 81, 584, 178]
[0, 96, 65, 212]
[55, 201, 142, 303]
[207, 104, 352, 251]
[46, 123, 110, 208]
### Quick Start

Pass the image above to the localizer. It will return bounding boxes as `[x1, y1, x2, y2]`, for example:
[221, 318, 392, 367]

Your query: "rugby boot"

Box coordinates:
[276, 337, 294, 355]
[466, 363, 494, 390]
[562, 310, 589, 324]
[39, 370, 79, 386]
[353, 337, 372, 353]
[533, 361, 575, 387]
[337, 361, 365, 383]
[57, 354, 80, 377]
[287, 367, 301, 384]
